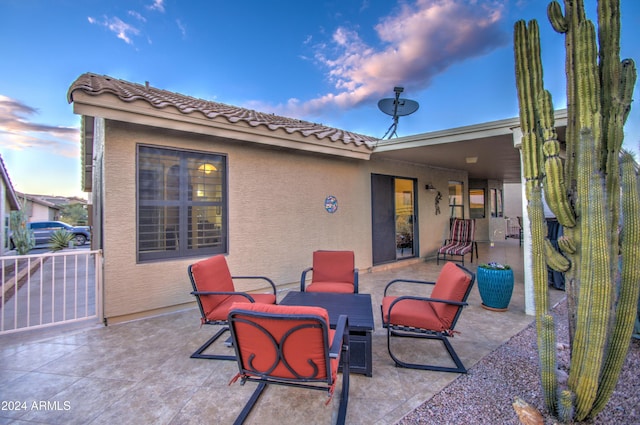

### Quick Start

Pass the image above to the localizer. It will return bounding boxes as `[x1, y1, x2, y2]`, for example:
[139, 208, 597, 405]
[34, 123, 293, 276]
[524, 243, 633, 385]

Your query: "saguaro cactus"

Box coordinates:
[514, 0, 639, 421]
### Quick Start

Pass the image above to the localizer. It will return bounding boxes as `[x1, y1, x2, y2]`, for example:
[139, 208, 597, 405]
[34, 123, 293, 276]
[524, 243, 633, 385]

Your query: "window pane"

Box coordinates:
[188, 157, 225, 202]
[491, 188, 504, 217]
[448, 181, 464, 218]
[139, 148, 180, 201]
[139, 206, 180, 252]
[189, 206, 223, 249]
[138, 145, 227, 261]
[469, 189, 485, 219]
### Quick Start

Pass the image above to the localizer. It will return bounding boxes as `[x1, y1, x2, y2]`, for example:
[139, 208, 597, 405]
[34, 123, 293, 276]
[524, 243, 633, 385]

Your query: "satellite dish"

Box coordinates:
[378, 87, 419, 139]
[377, 98, 419, 117]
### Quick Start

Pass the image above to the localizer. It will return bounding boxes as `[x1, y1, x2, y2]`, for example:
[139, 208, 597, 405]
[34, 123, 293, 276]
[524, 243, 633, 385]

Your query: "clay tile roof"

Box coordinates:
[68, 73, 378, 149]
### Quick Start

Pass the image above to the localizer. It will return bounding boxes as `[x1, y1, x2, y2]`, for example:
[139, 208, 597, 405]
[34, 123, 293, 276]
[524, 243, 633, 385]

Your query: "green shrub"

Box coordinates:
[50, 229, 75, 251]
[9, 210, 35, 255]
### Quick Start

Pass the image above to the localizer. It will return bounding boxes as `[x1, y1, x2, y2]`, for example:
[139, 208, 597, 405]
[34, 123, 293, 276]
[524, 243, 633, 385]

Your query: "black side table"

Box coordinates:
[280, 291, 374, 377]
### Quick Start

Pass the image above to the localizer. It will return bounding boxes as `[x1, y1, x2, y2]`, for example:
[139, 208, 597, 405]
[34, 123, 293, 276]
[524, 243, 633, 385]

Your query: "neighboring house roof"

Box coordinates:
[16, 193, 62, 210]
[0, 155, 21, 210]
[67, 73, 378, 153]
[32, 195, 86, 207]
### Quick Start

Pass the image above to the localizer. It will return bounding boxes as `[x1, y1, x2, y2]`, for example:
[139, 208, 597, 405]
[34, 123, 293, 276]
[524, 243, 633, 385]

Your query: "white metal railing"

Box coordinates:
[0, 249, 102, 334]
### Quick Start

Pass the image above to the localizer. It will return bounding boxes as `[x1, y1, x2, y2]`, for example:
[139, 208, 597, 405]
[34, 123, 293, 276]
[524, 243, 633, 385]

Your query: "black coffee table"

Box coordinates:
[280, 291, 374, 377]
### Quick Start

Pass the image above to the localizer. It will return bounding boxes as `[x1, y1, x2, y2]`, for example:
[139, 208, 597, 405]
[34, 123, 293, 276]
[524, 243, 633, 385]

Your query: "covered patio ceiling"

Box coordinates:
[372, 112, 567, 184]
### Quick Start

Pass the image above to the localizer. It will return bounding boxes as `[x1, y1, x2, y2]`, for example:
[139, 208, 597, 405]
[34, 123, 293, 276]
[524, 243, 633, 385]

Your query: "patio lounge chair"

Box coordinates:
[300, 250, 359, 293]
[436, 218, 478, 265]
[228, 302, 350, 425]
[188, 255, 277, 360]
[380, 262, 475, 373]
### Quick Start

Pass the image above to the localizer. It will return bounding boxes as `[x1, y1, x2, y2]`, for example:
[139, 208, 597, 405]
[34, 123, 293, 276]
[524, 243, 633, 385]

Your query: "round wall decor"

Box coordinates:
[324, 195, 338, 213]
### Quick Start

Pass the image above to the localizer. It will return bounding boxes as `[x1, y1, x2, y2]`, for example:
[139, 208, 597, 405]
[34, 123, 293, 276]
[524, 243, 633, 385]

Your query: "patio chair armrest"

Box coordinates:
[353, 269, 359, 293]
[387, 295, 467, 314]
[299, 267, 313, 291]
[383, 278, 436, 296]
[329, 314, 349, 358]
[190, 290, 257, 302]
[231, 276, 277, 295]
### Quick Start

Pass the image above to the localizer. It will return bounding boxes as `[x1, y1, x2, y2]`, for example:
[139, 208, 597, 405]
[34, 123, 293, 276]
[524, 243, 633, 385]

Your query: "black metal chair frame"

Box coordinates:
[189, 264, 277, 361]
[228, 309, 350, 425]
[381, 265, 475, 373]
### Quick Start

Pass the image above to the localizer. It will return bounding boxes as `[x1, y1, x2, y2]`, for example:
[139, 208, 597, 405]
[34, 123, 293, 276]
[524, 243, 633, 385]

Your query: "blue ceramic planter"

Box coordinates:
[477, 267, 514, 311]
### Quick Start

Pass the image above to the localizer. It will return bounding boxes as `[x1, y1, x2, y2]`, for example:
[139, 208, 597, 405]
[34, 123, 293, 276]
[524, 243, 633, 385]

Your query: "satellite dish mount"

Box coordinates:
[378, 87, 419, 139]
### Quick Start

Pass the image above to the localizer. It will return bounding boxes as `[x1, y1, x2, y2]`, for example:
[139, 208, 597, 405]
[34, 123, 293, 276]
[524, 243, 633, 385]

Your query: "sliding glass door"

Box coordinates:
[371, 174, 417, 265]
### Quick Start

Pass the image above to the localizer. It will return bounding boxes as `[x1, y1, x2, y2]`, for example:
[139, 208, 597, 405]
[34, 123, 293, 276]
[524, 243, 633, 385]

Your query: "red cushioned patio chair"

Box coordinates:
[300, 250, 359, 293]
[381, 262, 475, 373]
[436, 218, 478, 265]
[188, 255, 277, 360]
[228, 302, 350, 425]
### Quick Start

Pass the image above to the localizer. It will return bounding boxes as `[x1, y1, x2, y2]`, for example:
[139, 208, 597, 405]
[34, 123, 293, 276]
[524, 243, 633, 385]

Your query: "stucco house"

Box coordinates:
[16, 193, 61, 222]
[68, 73, 565, 323]
[0, 155, 21, 255]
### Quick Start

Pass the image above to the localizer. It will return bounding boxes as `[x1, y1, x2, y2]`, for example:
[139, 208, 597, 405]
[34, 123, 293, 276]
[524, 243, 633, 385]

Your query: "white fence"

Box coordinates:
[0, 249, 102, 334]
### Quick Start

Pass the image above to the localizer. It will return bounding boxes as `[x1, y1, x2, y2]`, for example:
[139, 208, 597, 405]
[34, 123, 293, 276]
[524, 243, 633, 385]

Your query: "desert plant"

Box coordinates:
[514, 0, 639, 421]
[9, 210, 35, 255]
[49, 229, 75, 251]
[479, 262, 511, 270]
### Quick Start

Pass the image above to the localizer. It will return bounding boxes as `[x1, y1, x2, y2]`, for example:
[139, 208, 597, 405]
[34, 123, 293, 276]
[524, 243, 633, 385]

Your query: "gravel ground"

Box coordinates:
[398, 300, 640, 424]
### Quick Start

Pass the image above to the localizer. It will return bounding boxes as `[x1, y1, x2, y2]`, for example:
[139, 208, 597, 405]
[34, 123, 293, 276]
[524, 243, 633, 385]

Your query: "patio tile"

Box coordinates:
[88, 381, 198, 425]
[0, 240, 564, 424]
[17, 376, 138, 425]
[0, 371, 80, 420]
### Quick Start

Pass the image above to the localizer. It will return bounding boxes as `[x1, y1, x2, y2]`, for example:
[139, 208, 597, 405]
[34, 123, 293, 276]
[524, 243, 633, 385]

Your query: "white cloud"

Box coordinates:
[128, 10, 147, 22]
[176, 19, 187, 39]
[87, 15, 141, 45]
[146, 0, 165, 13]
[267, 0, 508, 118]
[0, 96, 80, 158]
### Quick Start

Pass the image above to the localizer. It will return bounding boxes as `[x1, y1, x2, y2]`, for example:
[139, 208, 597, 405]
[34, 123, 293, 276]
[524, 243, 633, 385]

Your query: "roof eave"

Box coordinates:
[71, 91, 373, 161]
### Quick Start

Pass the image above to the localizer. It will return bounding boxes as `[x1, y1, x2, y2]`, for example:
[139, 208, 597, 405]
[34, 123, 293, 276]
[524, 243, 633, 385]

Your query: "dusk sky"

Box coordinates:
[1, 0, 639, 199]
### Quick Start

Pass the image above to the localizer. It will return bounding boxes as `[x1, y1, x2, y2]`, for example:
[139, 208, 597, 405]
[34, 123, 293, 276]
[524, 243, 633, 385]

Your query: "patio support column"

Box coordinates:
[512, 126, 535, 315]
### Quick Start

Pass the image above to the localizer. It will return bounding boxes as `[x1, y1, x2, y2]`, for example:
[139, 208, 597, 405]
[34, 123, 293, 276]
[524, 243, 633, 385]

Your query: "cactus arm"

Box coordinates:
[569, 130, 613, 421]
[619, 59, 637, 124]
[540, 314, 558, 412]
[562, 0, 586, 186]
[530, 187, 557, 416]
[598, 0, 624, 283]
[547, 1, 568, 33]
[557, 235, 576, 254]
[539, 89, 576, 227]
[590, 152, 640, 417]
[544, 238, 571, 272]
[514, 20, 542, 186]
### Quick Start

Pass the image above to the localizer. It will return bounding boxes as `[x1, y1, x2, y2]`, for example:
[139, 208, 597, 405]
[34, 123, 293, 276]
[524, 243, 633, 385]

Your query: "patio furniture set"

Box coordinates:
[188, 250, 476, 425]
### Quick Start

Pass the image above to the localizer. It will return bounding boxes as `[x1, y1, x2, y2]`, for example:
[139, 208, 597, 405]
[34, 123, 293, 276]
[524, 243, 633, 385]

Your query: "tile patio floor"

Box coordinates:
[0, 239, 565, 425]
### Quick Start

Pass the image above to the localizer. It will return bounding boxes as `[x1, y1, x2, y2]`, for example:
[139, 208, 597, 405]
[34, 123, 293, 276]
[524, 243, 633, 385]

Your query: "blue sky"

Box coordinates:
[1, 0, 639, 199]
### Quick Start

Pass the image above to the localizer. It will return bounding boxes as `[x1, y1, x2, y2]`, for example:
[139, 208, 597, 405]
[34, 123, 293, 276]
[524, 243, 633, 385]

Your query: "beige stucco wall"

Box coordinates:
[100, 120, 469, 322]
